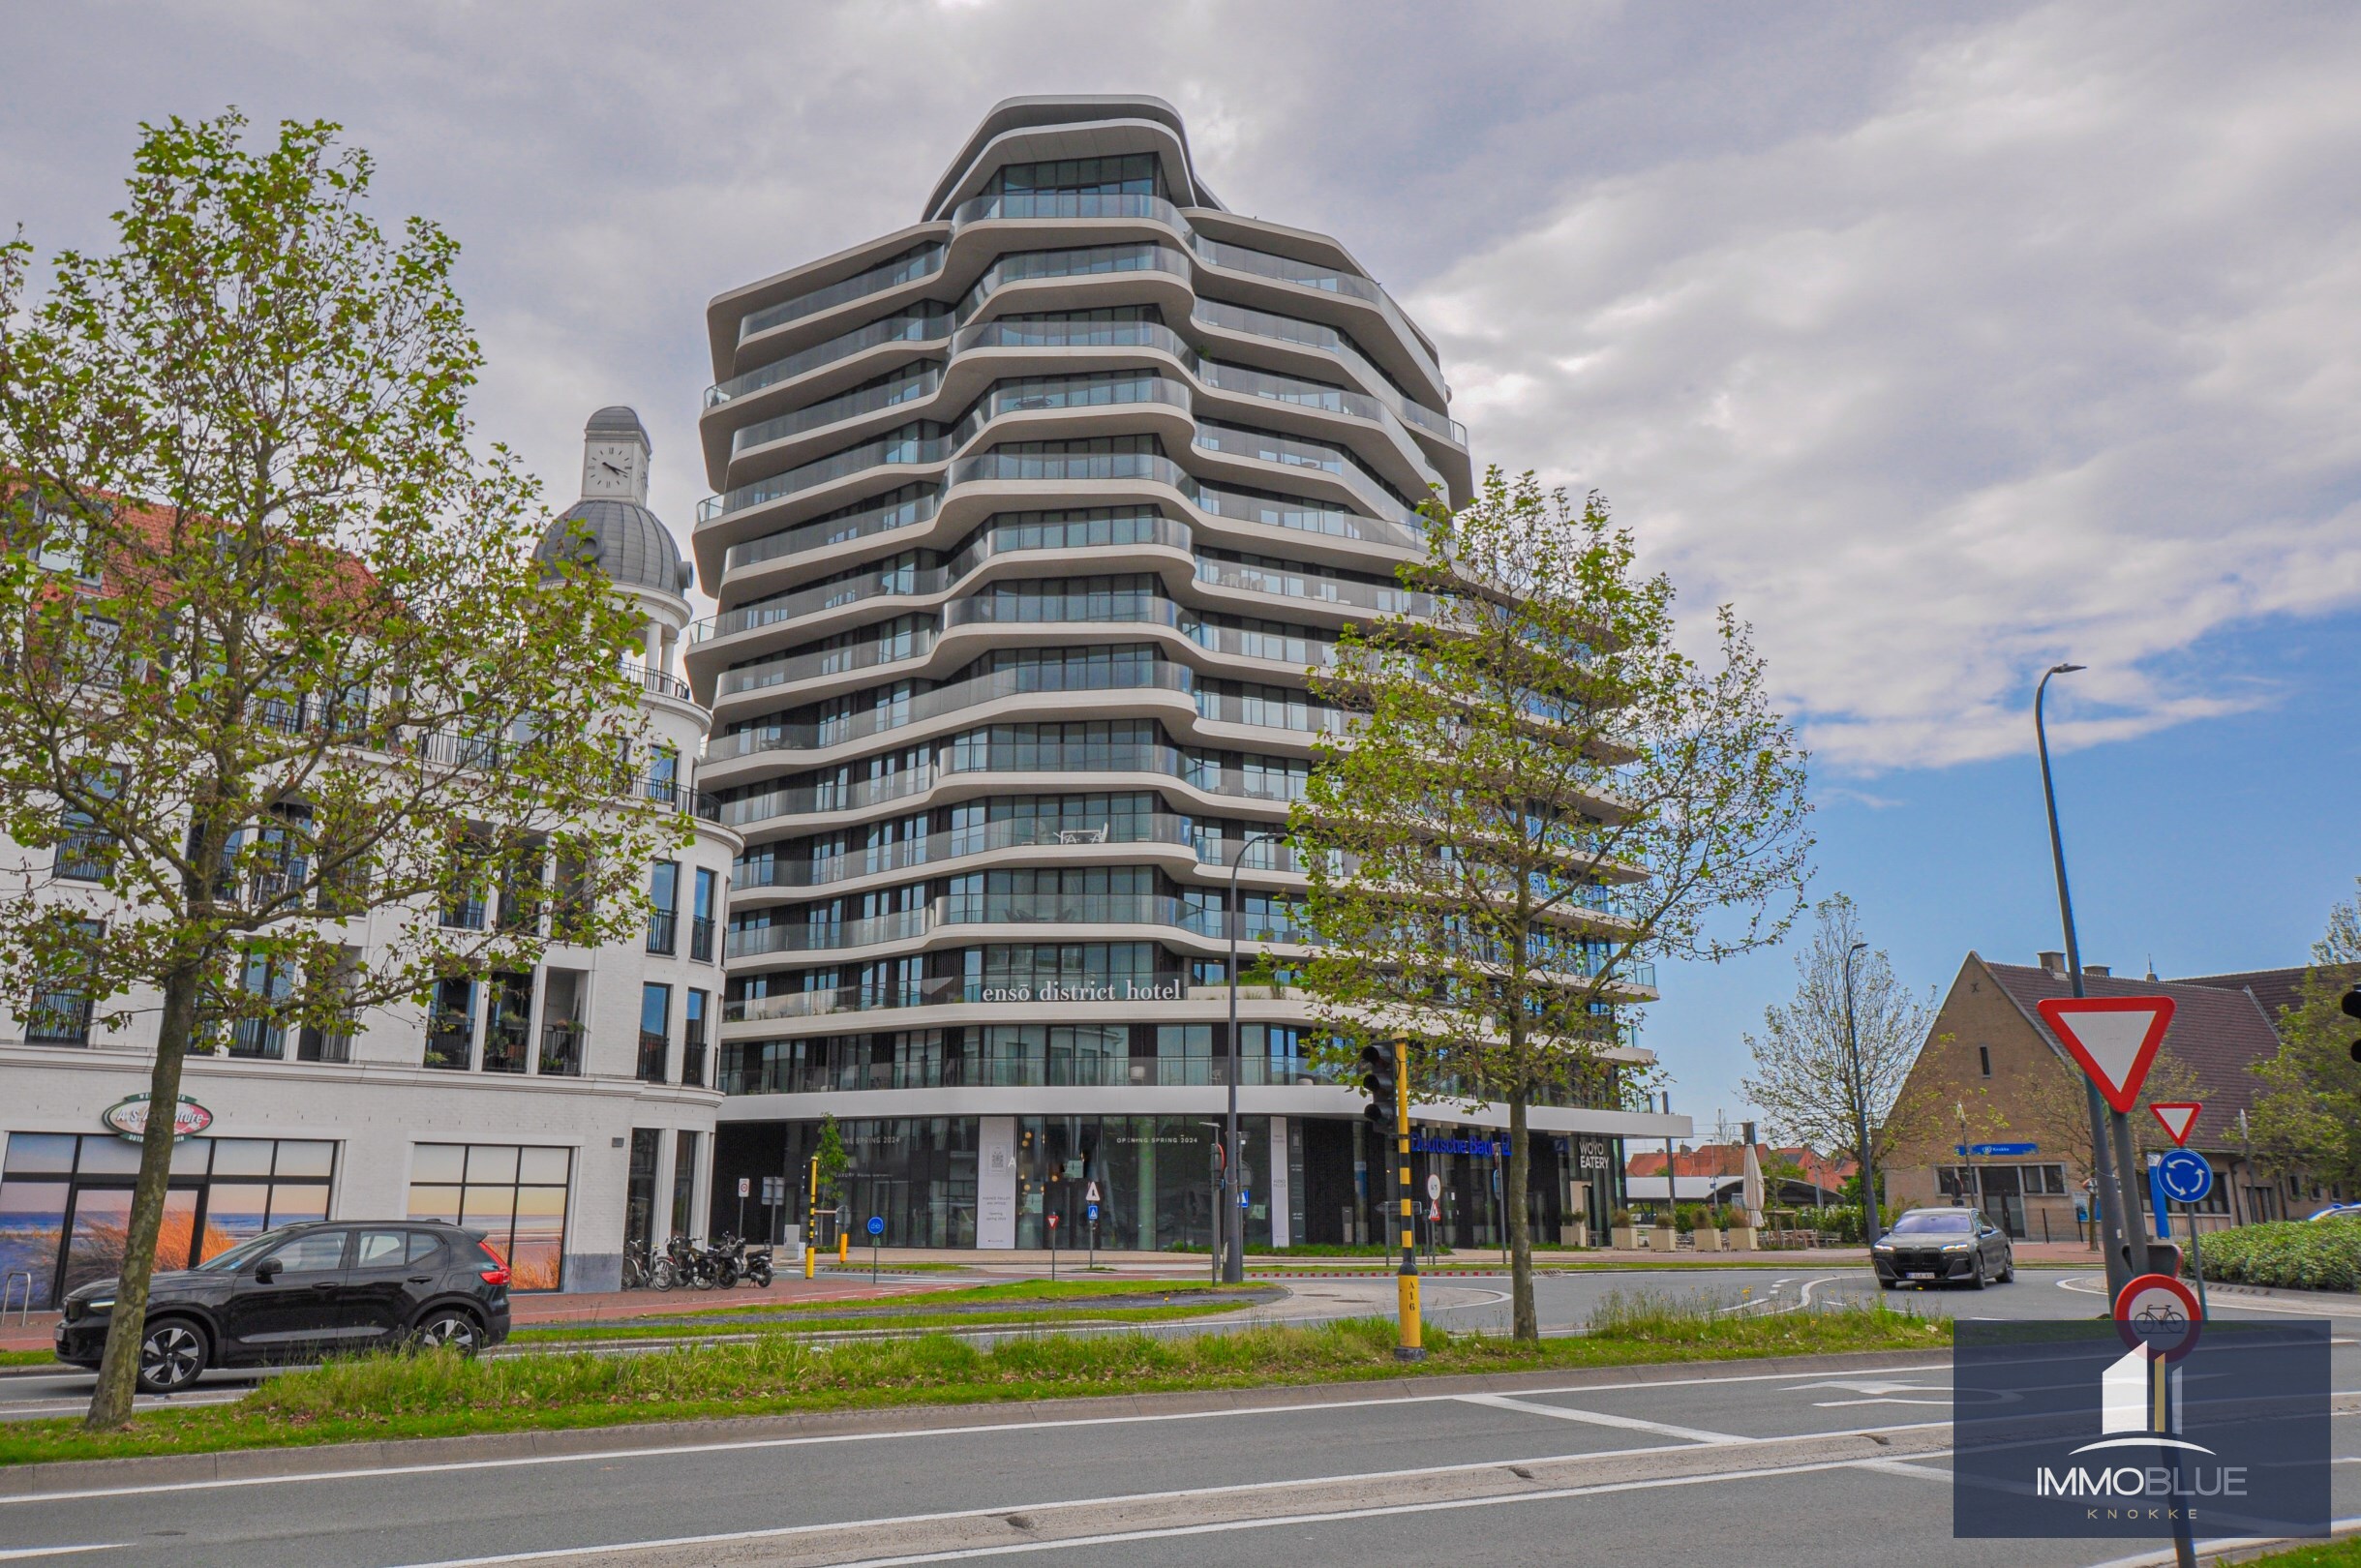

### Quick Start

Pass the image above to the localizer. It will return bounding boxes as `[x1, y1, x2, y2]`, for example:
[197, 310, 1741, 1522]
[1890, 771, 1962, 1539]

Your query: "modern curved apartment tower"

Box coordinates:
[690, 97, 1676, 1251]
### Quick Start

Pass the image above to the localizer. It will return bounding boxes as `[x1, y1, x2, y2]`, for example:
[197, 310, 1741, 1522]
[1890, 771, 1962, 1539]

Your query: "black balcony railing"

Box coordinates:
[53, 831, 114, 883]
[689, 916, 716, 963]
[226, 1019, 285, 1060]
[646, 910, 678, 955]
[296, 1025, 353, 1064]
[538, 1022, 586, 1076]
[680, 1040, 708, 1090]
[481, 1024, 530, 1074]
[23, 993, 92, 1046]
[636, 1030, 669, 1083]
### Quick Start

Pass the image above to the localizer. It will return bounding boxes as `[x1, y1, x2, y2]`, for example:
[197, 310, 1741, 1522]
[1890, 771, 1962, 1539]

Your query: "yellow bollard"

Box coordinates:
[838, 1231, 848, 1265]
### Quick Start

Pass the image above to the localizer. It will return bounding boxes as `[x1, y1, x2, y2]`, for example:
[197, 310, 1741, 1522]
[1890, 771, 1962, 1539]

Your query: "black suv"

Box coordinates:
[55, 1221, 513, 1393]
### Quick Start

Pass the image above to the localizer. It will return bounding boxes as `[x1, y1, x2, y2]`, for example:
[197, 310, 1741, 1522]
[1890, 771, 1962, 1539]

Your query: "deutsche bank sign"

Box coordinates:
[1952, 1321, 2327, 1542]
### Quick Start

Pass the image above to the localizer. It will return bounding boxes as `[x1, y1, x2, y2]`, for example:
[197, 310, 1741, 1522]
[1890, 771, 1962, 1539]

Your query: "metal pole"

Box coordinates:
[1663, 1091, 1680, 1247]
[1225, 828, 1277, 1286]
[1395, 1049, 1424, 1359]
[2037, 664, 2136, 1304]
[1843, 942, 1882, 1247]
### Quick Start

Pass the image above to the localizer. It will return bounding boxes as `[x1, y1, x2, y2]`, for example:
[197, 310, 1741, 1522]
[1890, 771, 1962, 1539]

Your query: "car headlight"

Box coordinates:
[84, 1298, 113, 1312]
[1871, 1243, 1893, 1252]
[1941, 1242, 1970, 1252]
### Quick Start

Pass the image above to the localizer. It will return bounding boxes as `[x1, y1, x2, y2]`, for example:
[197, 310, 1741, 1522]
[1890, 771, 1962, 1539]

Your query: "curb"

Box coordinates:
[0, 1343, 1952, 1497]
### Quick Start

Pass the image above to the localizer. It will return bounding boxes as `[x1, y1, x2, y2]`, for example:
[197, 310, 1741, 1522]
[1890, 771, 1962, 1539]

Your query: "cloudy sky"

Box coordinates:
[8, 1, 2358, 1136]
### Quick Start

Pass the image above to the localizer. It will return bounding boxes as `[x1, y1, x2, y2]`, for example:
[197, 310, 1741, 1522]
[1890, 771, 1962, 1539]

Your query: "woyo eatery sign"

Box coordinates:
[100, 1094, 214, 1142]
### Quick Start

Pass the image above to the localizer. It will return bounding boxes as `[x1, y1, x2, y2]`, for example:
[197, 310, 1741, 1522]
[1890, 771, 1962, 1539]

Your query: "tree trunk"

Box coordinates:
[1507, 1091, 1536, 1342]
[85, 964, 202, 1430]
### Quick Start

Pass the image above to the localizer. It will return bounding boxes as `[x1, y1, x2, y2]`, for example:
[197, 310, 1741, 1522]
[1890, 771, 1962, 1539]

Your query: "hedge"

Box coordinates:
[2191, 1218, 2361, 1292]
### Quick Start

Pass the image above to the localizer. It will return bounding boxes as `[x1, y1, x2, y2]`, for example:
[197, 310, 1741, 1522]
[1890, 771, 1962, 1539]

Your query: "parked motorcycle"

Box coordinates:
[665, 1232, 711, 1290]
[740, 1239, 775, 1289]
[702, 1233, 741, 1290]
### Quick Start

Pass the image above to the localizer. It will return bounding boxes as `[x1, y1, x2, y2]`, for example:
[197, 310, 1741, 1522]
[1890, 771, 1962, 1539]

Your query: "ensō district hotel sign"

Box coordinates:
[100, 1093, 214, 1142]
[980, 979, 1185, 1004]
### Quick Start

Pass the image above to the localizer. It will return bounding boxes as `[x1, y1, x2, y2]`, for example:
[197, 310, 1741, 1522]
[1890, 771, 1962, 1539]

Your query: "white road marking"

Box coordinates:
[375, 1448, 1961, 1568]
[1454, 1393, 1749, 1444]
[0, 1548, 124, 1560]
[1811, 1398, 1951, 1408]
[0, 1362, 1952, 1506]
[1858, 1458, 1951, 1482]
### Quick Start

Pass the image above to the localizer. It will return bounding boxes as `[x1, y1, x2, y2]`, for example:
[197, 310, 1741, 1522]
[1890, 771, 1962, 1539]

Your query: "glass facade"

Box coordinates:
[406, 1142, 572, 1291]
[0, 1131, 336, 1308]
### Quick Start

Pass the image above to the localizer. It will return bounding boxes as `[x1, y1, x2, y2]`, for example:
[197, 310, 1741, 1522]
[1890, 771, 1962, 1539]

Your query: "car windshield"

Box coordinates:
[1891, 1210, 1975, 1234]
[192, 1226, 303, 1273]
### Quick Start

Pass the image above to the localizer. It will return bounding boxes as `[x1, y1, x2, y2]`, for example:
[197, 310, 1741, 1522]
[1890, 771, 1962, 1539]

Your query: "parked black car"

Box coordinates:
[1871, 1206, 2014, 1288]
[54, 1220, 512, 1393]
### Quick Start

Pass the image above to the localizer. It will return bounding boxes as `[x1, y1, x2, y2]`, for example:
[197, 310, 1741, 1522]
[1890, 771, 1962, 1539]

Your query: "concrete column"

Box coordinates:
[978, 1116, 1016, 1248]
[1268, 1117, 1289, 1248]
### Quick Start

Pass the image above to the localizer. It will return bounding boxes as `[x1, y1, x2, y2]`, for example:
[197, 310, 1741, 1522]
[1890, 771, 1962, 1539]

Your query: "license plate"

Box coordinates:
[1906, 1271, 1936, 1280]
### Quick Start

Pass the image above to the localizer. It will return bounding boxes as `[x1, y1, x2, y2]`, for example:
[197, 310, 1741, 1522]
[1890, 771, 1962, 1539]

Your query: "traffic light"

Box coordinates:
[1359, 1042, 1396, 1135]
[2342, 983, 2361, 1063]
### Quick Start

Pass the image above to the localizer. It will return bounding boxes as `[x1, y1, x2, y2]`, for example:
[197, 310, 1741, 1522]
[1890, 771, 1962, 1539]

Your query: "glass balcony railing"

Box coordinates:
[727, 893, 1308, 960]
[702, 511, 1193, 644]
[701, 427, 953, 522]
[735, 813, 1208, 890]
[717, 630, 938, 698]
[708, 314, 951, 407]
[708, 658, 1196, 761]
[738, 243, 947, 344]
[731, 367, 943, 458]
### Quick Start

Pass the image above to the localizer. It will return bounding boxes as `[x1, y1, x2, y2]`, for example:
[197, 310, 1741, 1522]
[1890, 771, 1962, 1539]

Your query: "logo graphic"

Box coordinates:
[2072, 1342, 2213, 1458]
[99, 1093, 212, 1142]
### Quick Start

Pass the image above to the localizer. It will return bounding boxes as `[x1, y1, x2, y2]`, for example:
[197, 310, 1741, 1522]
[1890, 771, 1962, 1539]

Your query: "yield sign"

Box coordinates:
[2036, 996, 2176, 1114]
[2150, 1101, 2201, 1147]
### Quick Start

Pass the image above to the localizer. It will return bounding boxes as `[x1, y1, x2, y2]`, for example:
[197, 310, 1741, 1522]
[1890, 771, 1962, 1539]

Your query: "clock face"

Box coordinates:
[584, 441, 641, 497]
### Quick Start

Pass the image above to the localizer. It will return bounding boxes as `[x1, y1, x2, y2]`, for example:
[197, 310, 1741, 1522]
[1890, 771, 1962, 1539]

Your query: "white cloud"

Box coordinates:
[6, 2, 2356, 765]
[1411, 3, 2361, 769]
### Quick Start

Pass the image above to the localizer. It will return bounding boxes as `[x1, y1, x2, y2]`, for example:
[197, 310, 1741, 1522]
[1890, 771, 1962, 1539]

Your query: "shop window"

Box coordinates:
[0, 1133, 335, 1308]
[407, 1141, 571, 1290]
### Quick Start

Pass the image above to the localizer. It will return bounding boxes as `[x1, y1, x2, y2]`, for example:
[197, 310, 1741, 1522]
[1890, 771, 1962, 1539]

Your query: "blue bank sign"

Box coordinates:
[1411, 1134, 1507, 1158]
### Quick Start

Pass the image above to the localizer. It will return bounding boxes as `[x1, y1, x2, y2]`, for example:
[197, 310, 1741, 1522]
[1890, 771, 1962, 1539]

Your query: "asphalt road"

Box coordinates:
[4, 1336, 2354, 1567]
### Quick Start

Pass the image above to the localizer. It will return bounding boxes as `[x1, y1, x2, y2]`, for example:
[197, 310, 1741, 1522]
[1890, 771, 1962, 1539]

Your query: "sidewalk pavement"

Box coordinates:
[0, 1270, 976, 1353]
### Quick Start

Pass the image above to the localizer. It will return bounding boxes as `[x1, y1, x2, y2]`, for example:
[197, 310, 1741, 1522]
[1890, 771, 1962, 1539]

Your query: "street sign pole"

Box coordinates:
[2038, 994, 2177, 1301]
[1395, 1054, 1423, 1360]
[804, 1155, 820, 1280]
[2035, 663, 2135, 1304]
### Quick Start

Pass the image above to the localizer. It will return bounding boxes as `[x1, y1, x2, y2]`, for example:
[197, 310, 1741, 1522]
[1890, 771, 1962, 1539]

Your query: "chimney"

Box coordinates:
[2084, 964, 2110, 978]
[2038, 950, 2066, 976]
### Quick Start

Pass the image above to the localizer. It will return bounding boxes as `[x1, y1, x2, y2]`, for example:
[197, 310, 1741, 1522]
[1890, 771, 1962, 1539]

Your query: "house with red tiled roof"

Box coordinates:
[1625, 1143, 1854, 1208]
[1886, 951, 2299, 1243]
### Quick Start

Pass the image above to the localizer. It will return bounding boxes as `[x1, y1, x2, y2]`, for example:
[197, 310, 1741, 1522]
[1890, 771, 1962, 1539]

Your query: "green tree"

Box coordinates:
[1740, 894, 1941, 1199]
[0, 112, 681, 1429]
[813, 1114, 852, 1217]
[1294, 470, 1812, 1341]
[2249, 968, 2361, 1191]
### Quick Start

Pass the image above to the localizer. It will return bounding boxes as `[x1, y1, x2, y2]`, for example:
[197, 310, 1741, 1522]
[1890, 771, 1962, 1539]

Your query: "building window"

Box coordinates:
[647, 860, 679, 954]
[0, 1132, 335, 1309]
[440, 831, 490, 930]
[425, 977, 474, 1070]
[682, 990, 709, 1088]
[638, 982, 671, 1082]
[226, 949, 292, 1059]
[53, 769, 119, 883]
[22, 919, 104, 1045]
[407, 1142, 572, 1291]
[482, 972, 532, 1074]
[295, 947, 362, 1064]
[670, 1130, 700, 1239]
[1978, 1045, 1991, 1077]
[690, 867, 718, 963]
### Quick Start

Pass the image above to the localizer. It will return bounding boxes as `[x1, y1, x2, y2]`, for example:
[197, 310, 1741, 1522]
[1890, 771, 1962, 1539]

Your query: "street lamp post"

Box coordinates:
[1225, 828, 1282, 1285]
[2035, 663, 2137, 1304]
[1841, 940, 1883, 1247]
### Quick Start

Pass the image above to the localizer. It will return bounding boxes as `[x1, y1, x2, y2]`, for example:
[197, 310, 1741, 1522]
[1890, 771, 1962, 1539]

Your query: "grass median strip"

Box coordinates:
[511, 1281, 1276, 1342]
[0, 1294, 1950, 1467]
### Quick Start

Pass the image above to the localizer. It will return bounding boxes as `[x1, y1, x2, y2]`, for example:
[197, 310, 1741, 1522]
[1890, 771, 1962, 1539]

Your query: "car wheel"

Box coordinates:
[1966, 1255, 1987, 1289]
[136, 1319, 209, 1395]
[1999, 1252, 2015, 1283]
[411, 1309, 484, 1356]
